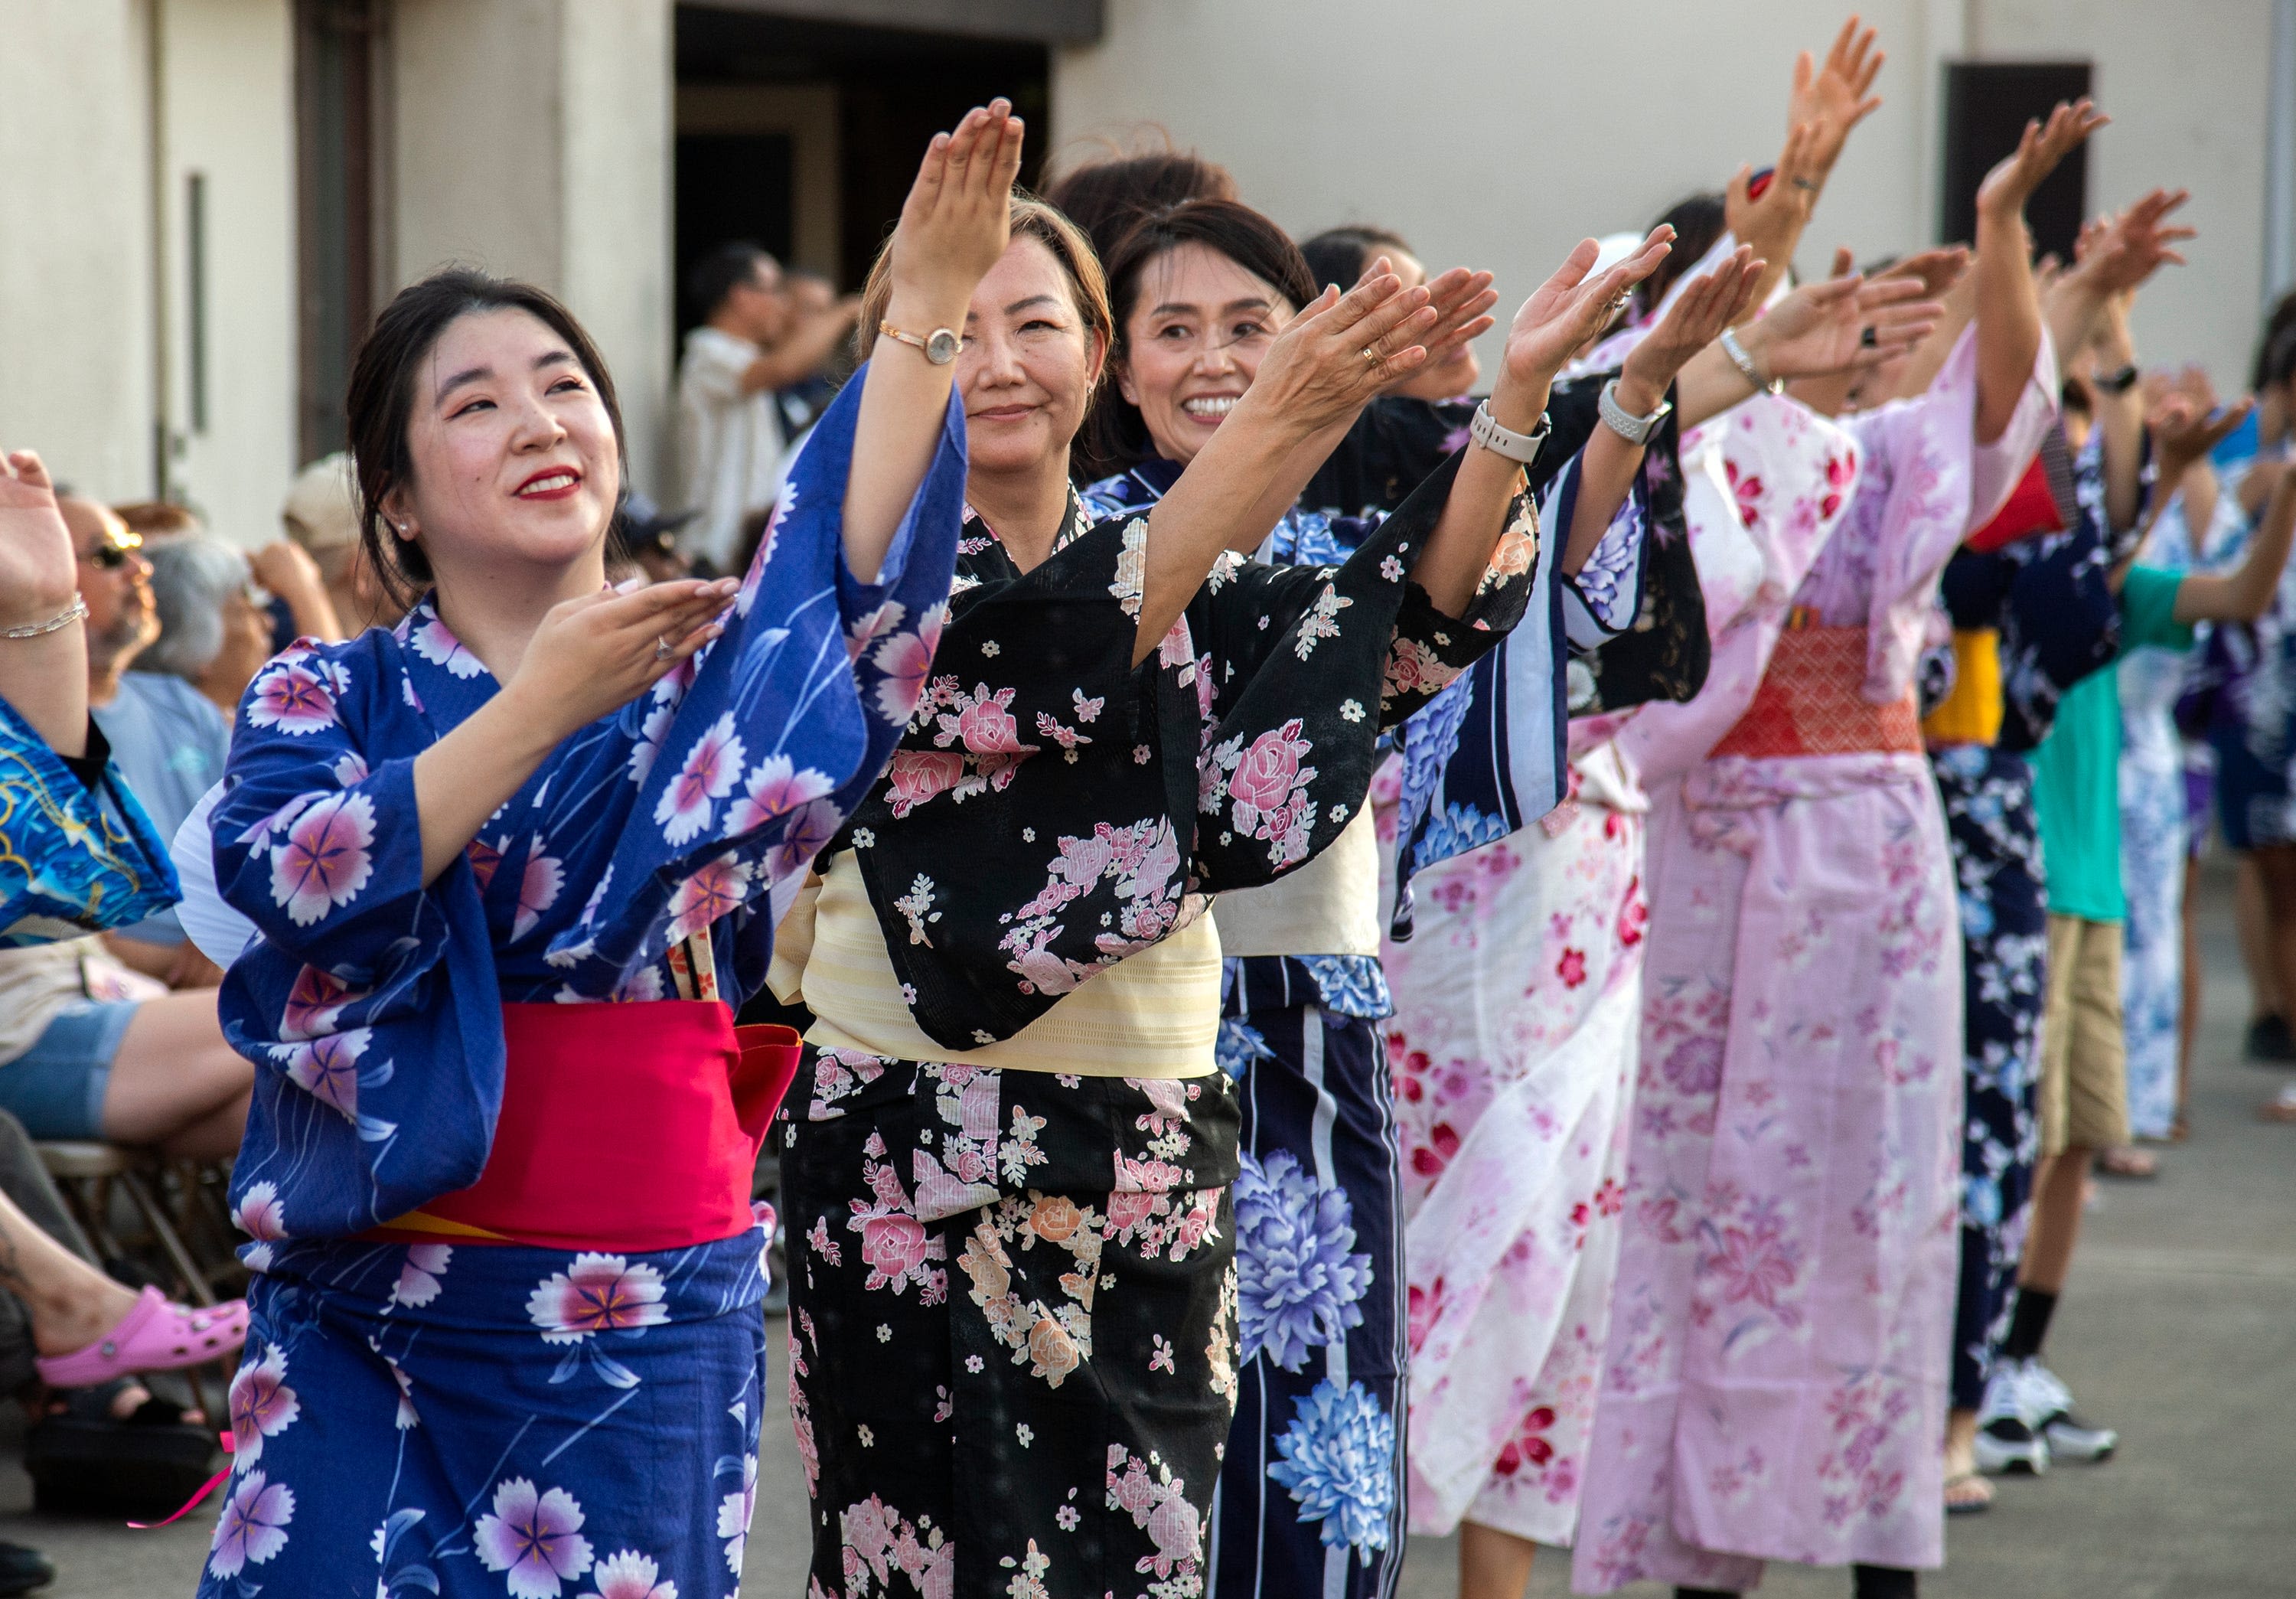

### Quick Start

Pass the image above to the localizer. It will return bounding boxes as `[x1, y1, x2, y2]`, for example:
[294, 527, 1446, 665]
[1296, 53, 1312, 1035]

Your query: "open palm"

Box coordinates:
[1502, 228, 1675, 387]
[0, 450, 78, 625]
[1790, 15, 1885, 178]
[1763, 276, 1943, 379]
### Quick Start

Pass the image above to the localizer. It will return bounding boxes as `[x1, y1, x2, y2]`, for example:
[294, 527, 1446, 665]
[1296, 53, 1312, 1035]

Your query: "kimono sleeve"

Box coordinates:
[210, 637, 439, 981]
[0, 702, 180, 945]
[564, 367, 967, 985]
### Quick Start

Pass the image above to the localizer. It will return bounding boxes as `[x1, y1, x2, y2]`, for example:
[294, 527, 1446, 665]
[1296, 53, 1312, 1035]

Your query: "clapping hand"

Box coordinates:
[1240, 272, 1438, 439]
[2148, 372, 2252, 482]
[1408, 263, 1501, 369]
[1976, 100, 2108, 225]
[1878, 246, 1971, 301]
[1619, 246, 1765, 409]
[1756, 273, 1945, 380]
[885, 100, 1026, 326]
[0, 449, 78, 631]
[1496, 228, 1675, 411]
[2074, 189, 2196, 298]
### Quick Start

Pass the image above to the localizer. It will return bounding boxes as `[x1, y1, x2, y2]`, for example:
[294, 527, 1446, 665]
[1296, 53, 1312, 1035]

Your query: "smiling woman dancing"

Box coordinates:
[174, 107, 1020, 1598]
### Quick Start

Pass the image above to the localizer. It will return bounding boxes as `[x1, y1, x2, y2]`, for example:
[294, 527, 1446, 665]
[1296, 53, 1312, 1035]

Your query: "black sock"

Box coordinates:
[1853, 1565, 1916, 1599]
[2002, 1286, 2058, 1360]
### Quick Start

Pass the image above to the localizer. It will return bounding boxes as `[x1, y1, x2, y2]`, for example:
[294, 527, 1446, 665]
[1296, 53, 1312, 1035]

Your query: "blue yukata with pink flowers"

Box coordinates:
[194, 373, 964, 1599]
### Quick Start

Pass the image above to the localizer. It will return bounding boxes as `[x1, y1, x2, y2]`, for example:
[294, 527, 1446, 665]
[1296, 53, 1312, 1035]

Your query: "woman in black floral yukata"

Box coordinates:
[768, 98, 1687, 1599]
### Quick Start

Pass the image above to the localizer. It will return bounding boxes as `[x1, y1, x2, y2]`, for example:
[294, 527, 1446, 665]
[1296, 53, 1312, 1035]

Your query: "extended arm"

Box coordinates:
[2176, 468, 2296, 623]
[0, 450, 88, 757]
[739, 301, 860, 394]
[1971, 100, 2108, 442]
[842, 102, 1026, 583]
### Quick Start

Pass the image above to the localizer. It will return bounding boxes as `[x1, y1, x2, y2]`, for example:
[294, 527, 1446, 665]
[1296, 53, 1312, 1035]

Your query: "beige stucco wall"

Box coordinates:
[1055, 0, 2283, 390]
[0, 0, 156, 506]
[157, 0, 298, 545]
[394, 0, 674, 497]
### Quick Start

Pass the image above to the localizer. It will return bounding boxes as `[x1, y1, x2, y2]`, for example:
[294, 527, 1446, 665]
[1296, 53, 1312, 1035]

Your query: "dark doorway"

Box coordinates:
[1939, 60, 2093, 259]
[293, 0, 385, 468]
[673, 5, 1050, 338]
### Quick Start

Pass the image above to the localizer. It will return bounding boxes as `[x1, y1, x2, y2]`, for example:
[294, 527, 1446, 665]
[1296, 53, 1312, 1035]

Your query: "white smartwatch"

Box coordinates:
[1468, 401, 1551, 465]
[1597, 379, 1672, 446]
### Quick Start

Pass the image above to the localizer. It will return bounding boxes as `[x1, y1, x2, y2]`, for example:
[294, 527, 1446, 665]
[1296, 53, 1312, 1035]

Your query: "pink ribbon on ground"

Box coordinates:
[128, 1430, 233, 1529]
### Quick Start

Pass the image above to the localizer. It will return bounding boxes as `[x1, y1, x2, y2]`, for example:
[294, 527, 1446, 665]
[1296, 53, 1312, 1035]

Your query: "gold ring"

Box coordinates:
[1360, 347, 1380, 364]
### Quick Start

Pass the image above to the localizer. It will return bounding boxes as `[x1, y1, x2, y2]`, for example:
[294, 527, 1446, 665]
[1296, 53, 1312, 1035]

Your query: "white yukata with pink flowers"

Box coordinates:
[190, 373, 966, 1599]
[1382, 391, 1860, 1549]
[1574, 328, 2058, 1592]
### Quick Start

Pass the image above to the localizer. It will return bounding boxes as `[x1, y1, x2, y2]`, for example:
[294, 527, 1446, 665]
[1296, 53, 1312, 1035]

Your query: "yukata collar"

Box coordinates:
[964, 482, 1093, 560]
[1126, 455, 1184, 501]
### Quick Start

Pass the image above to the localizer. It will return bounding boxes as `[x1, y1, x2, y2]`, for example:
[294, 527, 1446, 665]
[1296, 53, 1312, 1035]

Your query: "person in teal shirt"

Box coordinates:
[2007, 382, 2296, 1473]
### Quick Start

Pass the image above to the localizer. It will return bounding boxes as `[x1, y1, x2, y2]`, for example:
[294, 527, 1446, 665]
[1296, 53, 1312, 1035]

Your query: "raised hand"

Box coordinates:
[1727, 122, 1823, 246]
[1414, 264, 1501, 367]
[2148, 374, 2252, 479]
[885, 100, 1026, 328]
[1238, 272, 1438, 438]
[2076, 188, 2196, 297]
[0, 449, 79, 629]
[1880, 246, 1971, 301]
[1619, 246, 1764, 408]
[1501, 229, 1675, 400]
[1754, 274, 1945, 379]
[505, 577, 741, 744]
[1790, 15, 1886, 184]
[1976, 100, 2108, 225]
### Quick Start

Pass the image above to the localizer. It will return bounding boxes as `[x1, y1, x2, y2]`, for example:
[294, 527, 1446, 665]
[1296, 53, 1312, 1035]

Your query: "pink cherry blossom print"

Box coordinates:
[883, 750, 965, 817]
[654, 713, 746, 845]
[207, 1469, 295, 1578]
[667, 851, 754, 942]
[845, 599, 907, 661]
[870, 603, 945, 725]
[769, 798, 845, 882]
[227, 1345, 300, 1465]
[410, 610, 488, 678]
[269, 790, 377, 925]
[717, 1453, 758, 1575]
[273, 1028, 370, 1120]
[391, 1243, 452, 1309]
[514, 843, 566, 941]
[279, 965, 360, 1040]
[475, 1478, 595, 1598]
[724, 754, 836, 837]
[1228, 721, 1309, 814]
[245, 661, 340, 735]
[581, 1548, 679, 1599]
[231, 1181, 286, 1242]
[526, 1253, 669, 1346]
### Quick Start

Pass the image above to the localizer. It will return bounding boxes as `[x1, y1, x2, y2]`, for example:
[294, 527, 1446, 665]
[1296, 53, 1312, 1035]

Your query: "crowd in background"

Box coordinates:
[4, 15, 2296, 1597]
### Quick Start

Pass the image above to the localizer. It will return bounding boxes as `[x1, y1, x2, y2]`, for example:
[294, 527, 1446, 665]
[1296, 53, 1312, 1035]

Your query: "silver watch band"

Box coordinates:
[1597, 378, 1671, 446]
[1467, 401, 1551, 465]
[1719, 326, 1782, 395]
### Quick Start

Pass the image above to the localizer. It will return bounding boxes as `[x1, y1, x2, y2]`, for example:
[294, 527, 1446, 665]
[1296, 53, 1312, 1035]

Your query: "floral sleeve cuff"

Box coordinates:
[1376, 490, 1538, 729]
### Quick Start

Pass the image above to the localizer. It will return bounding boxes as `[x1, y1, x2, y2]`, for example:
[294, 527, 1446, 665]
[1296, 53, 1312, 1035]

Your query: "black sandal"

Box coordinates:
[25, 1379, 221, 1518]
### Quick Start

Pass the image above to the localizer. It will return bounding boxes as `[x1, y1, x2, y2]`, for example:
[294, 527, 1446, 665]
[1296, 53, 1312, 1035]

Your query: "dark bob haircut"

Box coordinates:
[1639, 191, 1727, 319]
[345, 268, 627, 606]
[1300, 224, 1417, 294]
[1080, 199, 1319, 481]
[1042, 148, 1239, 268]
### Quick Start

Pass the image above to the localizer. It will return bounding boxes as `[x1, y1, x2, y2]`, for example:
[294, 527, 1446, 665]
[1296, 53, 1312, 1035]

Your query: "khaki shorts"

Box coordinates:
[2039, 914, 2129, 1157]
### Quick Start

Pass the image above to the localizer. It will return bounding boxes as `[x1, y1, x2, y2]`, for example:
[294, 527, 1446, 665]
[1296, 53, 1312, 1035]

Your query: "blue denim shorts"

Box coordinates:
[3, 1000, 135, 1140]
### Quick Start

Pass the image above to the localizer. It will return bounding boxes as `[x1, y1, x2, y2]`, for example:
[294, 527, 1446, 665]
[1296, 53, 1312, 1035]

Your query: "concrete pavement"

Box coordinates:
[9, 867, 2290, 1597]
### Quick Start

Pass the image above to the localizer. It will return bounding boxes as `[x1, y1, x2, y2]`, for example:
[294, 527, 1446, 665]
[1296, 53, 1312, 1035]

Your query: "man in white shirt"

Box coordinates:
[676, 243, 858, 572]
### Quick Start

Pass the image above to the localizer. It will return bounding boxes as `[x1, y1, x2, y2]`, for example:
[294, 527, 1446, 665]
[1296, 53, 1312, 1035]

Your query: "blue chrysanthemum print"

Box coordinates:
[1268, 1378, 1394, 1555]
[1232, 1150, 1371, 1370]
[1218, 1017, 1277, 1081]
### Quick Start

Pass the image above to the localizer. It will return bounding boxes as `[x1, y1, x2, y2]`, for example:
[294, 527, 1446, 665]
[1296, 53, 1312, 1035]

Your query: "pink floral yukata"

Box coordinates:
[1574, 327, 2058, 1591]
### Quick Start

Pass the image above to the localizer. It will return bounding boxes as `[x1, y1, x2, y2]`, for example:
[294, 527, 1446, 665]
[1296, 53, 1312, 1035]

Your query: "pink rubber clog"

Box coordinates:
[34, 1287, 248, 1388]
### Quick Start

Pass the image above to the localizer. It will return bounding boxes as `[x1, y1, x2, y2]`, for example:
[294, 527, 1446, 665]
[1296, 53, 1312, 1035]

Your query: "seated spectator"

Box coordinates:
[61, 500, 229, 986]
[280, 452, 389, 635]
[142, 533, 275, 720]
[677, 241, 859, 571]
[0, 497, 253, 1157]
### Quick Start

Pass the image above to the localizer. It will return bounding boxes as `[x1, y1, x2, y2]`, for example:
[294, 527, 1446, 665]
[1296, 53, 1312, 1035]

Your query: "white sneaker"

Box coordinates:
[1975, 1362, 2050, 1474]
[2014, 1359, 2119, 1463]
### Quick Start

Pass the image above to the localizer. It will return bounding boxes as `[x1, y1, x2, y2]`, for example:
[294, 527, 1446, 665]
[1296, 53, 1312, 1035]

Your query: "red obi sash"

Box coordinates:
[1708, 623, 1923, 760]
[367, 1001, 801, 1253]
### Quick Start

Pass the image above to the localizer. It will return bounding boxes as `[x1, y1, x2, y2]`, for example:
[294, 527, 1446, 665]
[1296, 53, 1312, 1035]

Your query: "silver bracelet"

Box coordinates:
[1467, 400, 1551, 465]
[1719, 327, 1782, 396]
[0, 595, 86, 640]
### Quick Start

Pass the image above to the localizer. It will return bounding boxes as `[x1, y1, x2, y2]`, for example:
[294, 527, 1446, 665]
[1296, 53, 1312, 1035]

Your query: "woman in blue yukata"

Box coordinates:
[1075, 199, 1755, 1599]
[181, 104, 1020, 1597]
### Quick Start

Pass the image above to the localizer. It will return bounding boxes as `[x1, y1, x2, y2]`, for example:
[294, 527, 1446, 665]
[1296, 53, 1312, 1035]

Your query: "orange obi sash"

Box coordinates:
[366, 1001, 801, 1252]
[1708, 622, 1923, 760]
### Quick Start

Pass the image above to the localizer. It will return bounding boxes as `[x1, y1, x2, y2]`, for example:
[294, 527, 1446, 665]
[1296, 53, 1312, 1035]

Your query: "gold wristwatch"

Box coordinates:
[880, 321, 961, 365]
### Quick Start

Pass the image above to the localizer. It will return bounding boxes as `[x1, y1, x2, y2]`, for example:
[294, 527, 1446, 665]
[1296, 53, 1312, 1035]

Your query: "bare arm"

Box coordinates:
[0, 450, 89, 756]
[1971, 101, 2108, 442]
[2089, 303, 2148, 535]
[739, 302, 861, 393]
[1678, 272, 1946, 429]
[248, 540, 347, 644]
[842, 103, 1026, 583]
[2176, 468, 2296, 623]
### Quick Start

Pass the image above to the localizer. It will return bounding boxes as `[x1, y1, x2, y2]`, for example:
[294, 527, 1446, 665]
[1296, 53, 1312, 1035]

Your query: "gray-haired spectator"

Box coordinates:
[142, 534, 274, 722]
